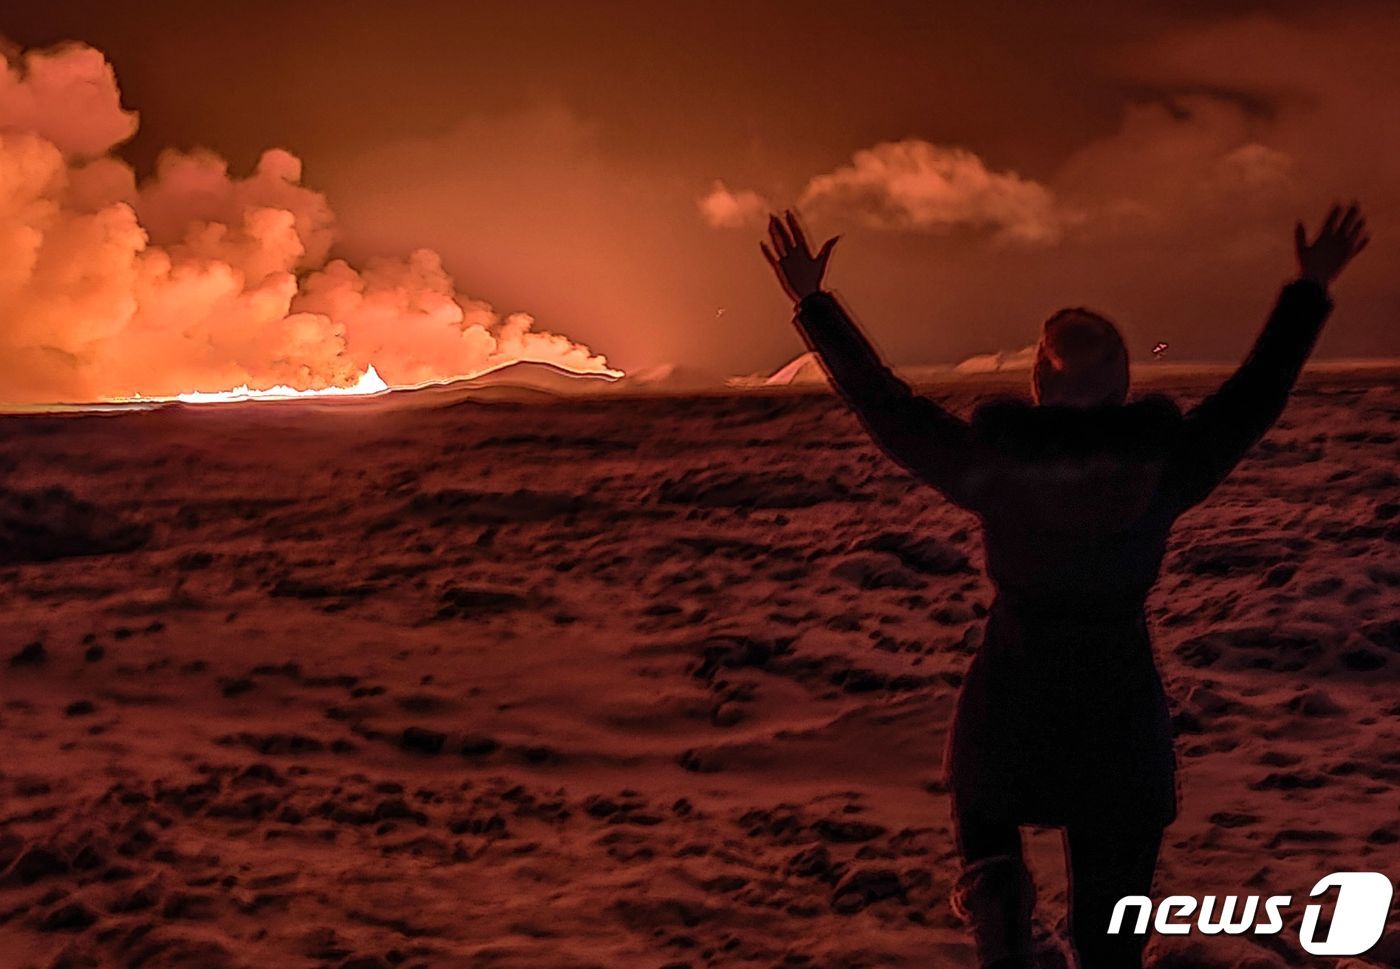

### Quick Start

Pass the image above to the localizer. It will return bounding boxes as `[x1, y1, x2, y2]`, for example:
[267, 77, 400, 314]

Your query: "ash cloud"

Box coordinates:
[799, 140, 1067, 245]
[0, 43, 616, 403]
[697, 180, 768, 229]
[700, 10, 1400, 368]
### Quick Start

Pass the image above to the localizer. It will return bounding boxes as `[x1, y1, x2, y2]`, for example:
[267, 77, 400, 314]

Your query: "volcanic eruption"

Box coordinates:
[0, 42, 619, 405]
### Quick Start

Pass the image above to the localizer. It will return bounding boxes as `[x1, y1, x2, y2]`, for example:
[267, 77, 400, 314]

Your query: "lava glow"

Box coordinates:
[0, 44, 617, 405]
[101, 358, 629, 407]
[114, 365, 390, 405]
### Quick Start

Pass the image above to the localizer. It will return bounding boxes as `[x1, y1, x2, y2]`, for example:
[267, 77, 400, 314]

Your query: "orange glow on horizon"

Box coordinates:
[108, 364, 391, 404]
[103, 358, 626, 406]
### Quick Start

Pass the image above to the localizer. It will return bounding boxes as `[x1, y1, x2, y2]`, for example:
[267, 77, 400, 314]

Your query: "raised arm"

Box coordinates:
[761, 211, 977, 506]
[1164, 204, 1368, 511]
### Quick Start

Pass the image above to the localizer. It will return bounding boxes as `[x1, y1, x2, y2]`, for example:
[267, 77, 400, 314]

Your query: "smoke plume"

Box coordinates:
[0, 42, 617, 403]
[697, 180, 768, 229]
[799, 140, 1066, 244]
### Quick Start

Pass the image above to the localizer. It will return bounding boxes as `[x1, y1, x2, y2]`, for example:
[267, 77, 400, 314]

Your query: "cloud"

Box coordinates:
[697, 180, 768, 229]
[1051, 95, 1297, 240]
[721, 73, 1305, 257]
[0, 43, 616, 403]
[0, 43, 137, 157]
[798, 140, 1065, 244]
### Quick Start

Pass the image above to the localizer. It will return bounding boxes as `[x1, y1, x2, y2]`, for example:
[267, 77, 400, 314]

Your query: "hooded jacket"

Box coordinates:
[792, 280, 1333, 825]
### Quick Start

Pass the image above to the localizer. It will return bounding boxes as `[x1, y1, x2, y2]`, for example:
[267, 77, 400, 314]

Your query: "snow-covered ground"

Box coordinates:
[0, 371, 1396, 968]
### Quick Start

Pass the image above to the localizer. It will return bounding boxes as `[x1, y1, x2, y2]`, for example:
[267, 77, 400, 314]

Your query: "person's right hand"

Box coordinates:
[1295, 203, 1369, 288]
[761, 210, 838, 303]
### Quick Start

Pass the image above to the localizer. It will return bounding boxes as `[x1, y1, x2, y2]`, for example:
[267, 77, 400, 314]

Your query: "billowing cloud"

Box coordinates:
[0, 43, 137, 158]
[798, 140, 1066, 244]
[1053, 95, 1296, 239]
[744, 104, 1292, 252]
[0, 43, 616, 404]
[697, 180, 768, 229]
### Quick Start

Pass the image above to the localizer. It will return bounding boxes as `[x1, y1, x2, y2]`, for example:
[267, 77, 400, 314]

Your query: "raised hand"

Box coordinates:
[1295, 203, 1369, 288]
[761, 210, 838, 303]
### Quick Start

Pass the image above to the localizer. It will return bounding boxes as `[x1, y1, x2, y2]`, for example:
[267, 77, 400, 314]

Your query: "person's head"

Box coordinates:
[1031, 308, 1129, 407]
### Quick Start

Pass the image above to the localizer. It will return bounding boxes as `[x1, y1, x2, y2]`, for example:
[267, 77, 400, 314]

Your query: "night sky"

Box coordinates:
[5, 0, 1398, 379]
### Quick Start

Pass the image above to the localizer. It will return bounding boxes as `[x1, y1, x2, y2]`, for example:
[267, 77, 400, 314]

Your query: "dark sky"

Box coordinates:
[6, 0, 1398, 375]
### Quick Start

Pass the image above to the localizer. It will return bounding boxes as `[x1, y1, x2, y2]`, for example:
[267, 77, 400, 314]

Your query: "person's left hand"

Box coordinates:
[761, 210, 838, 303]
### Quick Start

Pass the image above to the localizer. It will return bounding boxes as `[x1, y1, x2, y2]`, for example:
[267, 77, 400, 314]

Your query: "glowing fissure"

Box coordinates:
[0, 44, 617, 404]
[114, 363, 389, 404]
[111, 356, 624, 405]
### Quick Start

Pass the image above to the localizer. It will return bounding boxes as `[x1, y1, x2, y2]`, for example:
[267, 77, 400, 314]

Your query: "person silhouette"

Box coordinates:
[761, 204, 1368, 969]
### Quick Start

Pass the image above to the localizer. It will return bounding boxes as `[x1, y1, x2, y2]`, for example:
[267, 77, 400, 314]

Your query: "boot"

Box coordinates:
[951, 854, 1037, 969]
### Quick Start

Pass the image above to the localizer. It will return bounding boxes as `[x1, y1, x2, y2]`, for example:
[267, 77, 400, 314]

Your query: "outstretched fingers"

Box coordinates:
[1338, 202, 1361, 238]
[760, 241, 779, 269]
[784, 211, 811, 256]
[1296, 201, 1369, 285]
[1337, 202, 1370, 260]
[760, 211, 836, 300]
[1321, 203, 1343, 237]
[768, 214, 794, 256]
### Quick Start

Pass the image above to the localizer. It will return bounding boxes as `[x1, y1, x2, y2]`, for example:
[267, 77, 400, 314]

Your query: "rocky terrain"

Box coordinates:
[1, 373, 1397, 968]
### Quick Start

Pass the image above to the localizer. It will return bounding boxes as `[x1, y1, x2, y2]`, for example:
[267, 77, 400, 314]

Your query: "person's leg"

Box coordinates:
[1064, 821, 1163, 969]
[956, 810, 1024, 863]
[952, 805, 1035, 969]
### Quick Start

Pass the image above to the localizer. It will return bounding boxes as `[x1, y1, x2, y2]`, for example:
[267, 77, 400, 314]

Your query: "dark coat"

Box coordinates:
[793, 280, 1333, 827]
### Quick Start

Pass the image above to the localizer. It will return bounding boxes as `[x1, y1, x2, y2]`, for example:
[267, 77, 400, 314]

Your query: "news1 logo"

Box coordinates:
[1109, 872, 1395, 956]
